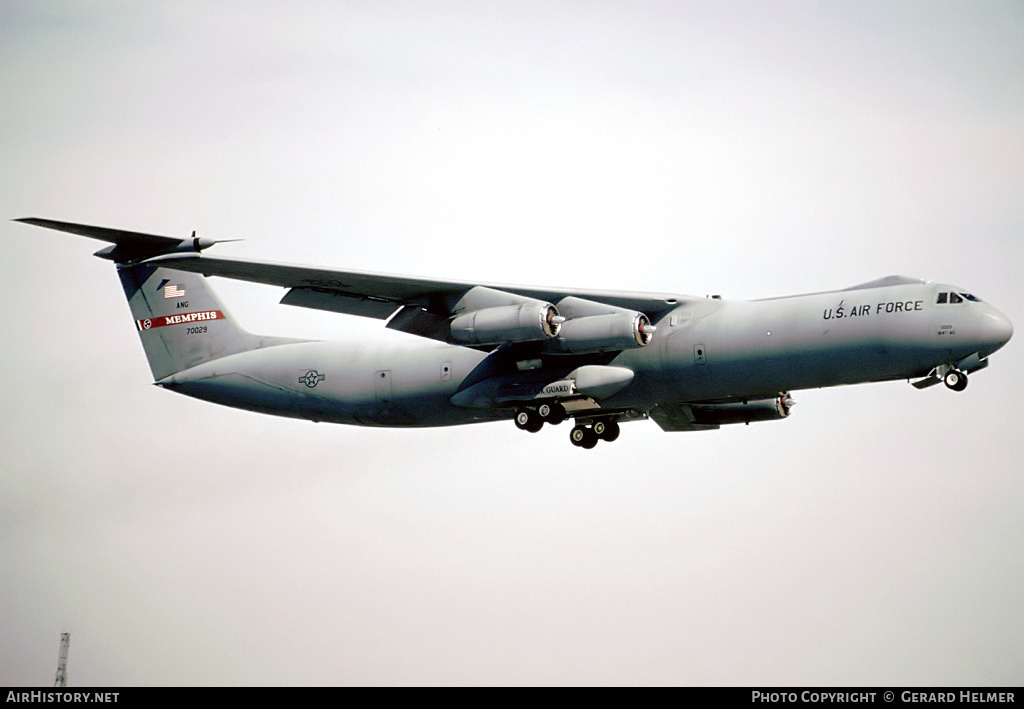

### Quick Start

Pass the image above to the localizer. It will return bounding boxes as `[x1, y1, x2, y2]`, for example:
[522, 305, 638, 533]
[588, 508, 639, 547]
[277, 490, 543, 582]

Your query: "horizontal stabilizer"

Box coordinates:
[14, 217, 237, 263]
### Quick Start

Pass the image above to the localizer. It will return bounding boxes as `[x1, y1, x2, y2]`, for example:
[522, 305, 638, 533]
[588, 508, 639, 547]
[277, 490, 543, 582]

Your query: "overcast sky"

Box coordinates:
[1, 1, 1022, 686]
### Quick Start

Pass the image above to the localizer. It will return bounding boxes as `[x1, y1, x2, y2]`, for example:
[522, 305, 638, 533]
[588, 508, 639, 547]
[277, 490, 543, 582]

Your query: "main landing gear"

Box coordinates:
[514, 401, 566, 432]
[514, 403, 621, 448]
[569, 419, 620, 449]
[944, 369, 968, 391]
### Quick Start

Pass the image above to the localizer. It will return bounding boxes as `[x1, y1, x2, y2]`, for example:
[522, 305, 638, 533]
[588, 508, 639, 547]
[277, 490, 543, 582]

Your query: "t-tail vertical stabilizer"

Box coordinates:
[16, 218, 306, 381]
[121, 263, 267, 380]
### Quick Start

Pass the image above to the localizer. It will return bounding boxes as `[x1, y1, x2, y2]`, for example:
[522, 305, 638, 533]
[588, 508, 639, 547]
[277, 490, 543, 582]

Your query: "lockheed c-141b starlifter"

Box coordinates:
[18, 218, 1013, 448]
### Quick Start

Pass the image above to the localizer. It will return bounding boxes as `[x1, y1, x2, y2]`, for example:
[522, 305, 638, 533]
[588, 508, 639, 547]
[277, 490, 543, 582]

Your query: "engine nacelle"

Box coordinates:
[553, 312, 654, 353]
[450, 302, 561, 346]
[688, 394, 795, 425]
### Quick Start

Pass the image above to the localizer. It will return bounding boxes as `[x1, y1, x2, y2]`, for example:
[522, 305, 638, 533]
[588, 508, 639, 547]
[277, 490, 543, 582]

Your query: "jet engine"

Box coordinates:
[450, 302, 562, 346]
[688, 394, 795, 425]
[548, 296, 656, 354]
[554, 312, 655, 353]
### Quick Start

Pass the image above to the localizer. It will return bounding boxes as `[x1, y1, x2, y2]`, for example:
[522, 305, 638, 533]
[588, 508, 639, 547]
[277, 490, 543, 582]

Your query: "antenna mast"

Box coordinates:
[53, 633, 70, 687]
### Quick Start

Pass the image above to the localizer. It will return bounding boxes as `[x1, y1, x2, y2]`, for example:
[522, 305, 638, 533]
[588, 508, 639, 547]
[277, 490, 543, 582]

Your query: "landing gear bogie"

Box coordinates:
[537, 401, 567, 425]
[515, 405, 624, 447]
[514, 408, 544, 433]
[569, 419, 621, 448]
[514, 402, 567, 433]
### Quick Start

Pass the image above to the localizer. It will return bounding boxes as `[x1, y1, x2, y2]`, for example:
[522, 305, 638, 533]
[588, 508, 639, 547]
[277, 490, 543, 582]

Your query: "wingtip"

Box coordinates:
[13, 217, 59, 227]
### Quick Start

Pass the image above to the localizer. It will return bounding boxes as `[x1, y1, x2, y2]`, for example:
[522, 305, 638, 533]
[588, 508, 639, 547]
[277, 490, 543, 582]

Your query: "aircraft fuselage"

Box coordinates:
[158, 278, 1012, 429]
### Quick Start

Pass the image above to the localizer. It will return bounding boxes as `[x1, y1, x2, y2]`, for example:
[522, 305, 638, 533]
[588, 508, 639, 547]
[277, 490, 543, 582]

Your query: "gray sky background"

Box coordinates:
[1, 0, 1022, 686]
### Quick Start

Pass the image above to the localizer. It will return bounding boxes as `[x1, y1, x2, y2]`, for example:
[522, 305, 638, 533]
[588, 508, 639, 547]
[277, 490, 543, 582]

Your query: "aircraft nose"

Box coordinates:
[977, 306, 1013, 357]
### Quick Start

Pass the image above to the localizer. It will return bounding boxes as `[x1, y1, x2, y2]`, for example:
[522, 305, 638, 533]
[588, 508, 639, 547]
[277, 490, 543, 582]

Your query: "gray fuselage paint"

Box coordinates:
[158, 280, 1010, 427]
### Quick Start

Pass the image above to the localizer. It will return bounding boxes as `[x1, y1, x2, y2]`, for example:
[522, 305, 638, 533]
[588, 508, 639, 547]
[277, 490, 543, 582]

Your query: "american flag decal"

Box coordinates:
[164, 284, 186, 298]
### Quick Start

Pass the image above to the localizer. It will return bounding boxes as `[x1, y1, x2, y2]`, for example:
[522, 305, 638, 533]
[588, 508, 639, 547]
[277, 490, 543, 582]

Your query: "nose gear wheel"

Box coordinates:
[944, 370, 968, 391]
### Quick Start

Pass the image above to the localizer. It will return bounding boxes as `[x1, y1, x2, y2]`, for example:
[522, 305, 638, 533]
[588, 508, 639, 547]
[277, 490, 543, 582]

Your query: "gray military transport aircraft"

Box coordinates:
[18, 218, 1013, 448]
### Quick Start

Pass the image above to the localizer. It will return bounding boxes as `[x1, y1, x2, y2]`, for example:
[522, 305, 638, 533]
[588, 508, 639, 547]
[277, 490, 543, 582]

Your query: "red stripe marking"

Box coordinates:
[136, 310, 225, 331]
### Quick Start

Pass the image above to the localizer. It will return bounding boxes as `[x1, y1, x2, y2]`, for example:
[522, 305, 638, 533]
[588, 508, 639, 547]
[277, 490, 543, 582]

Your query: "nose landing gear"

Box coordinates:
[944, 369, 968, 391]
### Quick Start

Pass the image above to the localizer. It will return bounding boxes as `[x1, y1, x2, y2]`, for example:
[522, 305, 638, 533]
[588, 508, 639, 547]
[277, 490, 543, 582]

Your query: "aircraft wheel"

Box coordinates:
[515, 409, 544, 432]
[570, 424, 597, 448]
[538, 401, 566, 425]
[569, 425, 586, 446]
[944, 370, 968, 392]
[597, 420, 620, 442]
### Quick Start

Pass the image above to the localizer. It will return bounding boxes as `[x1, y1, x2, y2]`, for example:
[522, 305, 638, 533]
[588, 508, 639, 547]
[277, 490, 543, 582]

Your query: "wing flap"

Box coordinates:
[385, 305, 451, 340]
[280, 287, 401, 319]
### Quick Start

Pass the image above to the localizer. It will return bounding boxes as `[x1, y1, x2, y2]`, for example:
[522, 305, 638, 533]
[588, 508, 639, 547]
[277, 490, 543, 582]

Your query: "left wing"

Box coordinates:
[16, 218, 696, 347]
[154, 253, 692, 321]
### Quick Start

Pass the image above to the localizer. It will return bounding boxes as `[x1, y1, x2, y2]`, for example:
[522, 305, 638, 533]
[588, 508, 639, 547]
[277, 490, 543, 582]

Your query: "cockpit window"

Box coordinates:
[936, 291, 981, 304]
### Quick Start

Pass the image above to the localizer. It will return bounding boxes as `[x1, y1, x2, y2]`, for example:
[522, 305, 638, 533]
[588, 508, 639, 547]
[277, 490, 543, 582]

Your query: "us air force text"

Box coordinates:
[822, 300, 924, 320]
